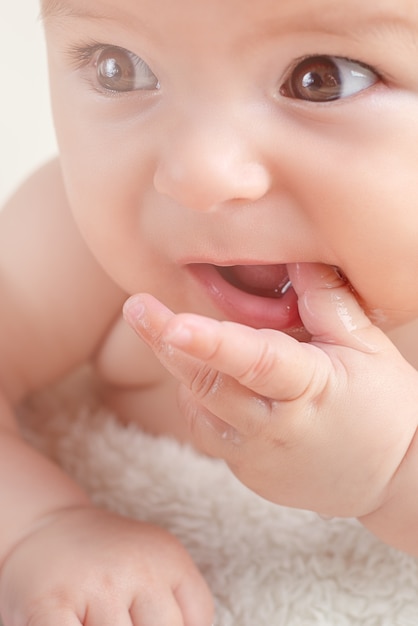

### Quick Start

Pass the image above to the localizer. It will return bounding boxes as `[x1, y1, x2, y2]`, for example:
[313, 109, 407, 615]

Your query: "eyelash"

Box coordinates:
[67, 41, 159, 97]
[280, 55, 382, 102]
[66, 41, 385, 103]
[67, 40, 105, 69]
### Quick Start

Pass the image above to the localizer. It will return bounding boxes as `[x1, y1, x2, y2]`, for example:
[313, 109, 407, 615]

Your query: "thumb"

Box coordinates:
[288, 263, 387, 353]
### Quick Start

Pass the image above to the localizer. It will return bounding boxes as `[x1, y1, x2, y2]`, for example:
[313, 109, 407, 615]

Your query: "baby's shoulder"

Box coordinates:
[0, 159, 125, 402]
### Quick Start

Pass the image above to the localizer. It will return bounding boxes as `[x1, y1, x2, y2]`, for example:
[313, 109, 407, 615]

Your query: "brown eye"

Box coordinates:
[280, 55, 378, 102]
[95, 46, 159, 92]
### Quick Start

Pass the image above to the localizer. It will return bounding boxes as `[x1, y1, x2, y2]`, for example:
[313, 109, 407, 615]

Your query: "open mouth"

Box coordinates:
[217, 264, 292, 299]
[188, 263, 304, 333]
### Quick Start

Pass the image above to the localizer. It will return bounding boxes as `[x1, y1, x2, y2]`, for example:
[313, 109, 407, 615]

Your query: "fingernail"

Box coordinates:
[123, 296, 145, 325]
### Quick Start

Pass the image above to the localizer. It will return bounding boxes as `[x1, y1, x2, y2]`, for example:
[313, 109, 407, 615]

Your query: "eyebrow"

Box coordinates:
[317, 8, 418, 38]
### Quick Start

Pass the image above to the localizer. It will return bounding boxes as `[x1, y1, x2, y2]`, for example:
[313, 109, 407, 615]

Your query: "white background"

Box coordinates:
[0, 2, 57, 206]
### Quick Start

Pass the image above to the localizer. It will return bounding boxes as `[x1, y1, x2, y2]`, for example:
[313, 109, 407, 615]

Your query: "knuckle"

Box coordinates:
[238, 343, 278, 387]
[25, 591, 72, 626]
[189, 365, 223, 400]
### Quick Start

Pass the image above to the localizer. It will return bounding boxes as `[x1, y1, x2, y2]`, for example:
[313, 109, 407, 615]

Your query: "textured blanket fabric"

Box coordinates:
[11, 373, 418, 626]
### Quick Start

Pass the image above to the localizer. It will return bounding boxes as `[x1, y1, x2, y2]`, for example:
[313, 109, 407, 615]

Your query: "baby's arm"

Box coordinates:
[0, 397, 212, 626]
[125, 263, 418, 556]
[0, 162, 213, 625]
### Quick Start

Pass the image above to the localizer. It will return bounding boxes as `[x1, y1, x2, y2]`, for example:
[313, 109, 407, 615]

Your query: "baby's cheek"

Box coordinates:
[343, 267, 418, 332]
[365, 308, 418, 335]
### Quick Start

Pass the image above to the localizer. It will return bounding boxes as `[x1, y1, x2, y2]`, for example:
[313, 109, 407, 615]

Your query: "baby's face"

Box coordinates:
[42, 0, 418, 333]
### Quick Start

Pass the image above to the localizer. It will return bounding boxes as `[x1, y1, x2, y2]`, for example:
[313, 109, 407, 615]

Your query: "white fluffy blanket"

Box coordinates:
[15, 372, 418, 626]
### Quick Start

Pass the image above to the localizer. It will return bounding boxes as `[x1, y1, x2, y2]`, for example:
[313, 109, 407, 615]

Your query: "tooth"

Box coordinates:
[280, 280, 292, 295]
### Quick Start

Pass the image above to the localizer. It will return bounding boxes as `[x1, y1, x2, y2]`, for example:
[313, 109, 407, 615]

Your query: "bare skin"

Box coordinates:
[0, 161, 214, 625]
[2, 0, 418, 623]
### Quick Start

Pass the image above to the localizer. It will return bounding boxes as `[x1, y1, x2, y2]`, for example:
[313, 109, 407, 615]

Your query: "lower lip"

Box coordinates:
[188, 264, 303, 333]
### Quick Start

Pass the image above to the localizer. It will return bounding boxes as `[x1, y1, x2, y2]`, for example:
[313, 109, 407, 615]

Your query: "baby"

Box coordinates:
[1, 0, 418, 623]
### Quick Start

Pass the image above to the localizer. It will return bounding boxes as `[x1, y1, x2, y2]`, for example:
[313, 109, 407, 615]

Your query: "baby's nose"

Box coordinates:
[153, 113, 271, 212]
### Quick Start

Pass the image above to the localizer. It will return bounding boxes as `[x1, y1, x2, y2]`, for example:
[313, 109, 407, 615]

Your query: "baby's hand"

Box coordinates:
[124, 264, 418, 528]
[0, 507, 213, 626]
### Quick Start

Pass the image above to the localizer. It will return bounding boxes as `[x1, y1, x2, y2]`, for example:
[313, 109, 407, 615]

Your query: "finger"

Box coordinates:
[124, 293, 174, 343]
[129, 593, 185, 626]
[175, 384, 242, 446]
[84, 606, 134, 626]
[124, 293, 331, 423]
[173, 568, 215, 626]
[124, 293, 243, 405]
[123, 293, 202, 378]
[162, 312, 330, 402]
[288, 262, 389, 352]
[124, 294, 265, 436]
[130, 585, 214, 626]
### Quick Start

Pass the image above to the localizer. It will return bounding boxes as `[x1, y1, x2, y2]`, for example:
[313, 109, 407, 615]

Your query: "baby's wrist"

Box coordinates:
[359, 430, 418, 557]
[0, 501, 93, 573]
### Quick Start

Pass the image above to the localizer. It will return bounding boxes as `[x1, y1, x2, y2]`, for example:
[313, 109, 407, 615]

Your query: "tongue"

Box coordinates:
[220, 265, 290, 298]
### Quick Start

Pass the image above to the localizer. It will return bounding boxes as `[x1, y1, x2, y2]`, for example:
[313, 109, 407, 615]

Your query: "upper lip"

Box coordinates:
[181, 257, 292, 268]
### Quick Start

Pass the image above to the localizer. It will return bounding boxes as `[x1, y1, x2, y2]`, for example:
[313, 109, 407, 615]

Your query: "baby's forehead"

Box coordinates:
[40, 0, 418, 33]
